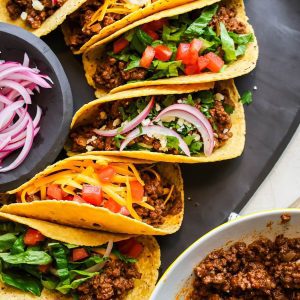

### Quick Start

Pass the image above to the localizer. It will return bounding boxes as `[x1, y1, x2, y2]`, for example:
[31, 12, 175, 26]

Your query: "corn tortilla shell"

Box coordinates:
[67, 79, 245, 163]
[83, 0, 258, 96]
[0, 213, 160, 299]
[3, 155, 184, 235]
[0, 0, 87, 37]
[61, 0, 198, 54]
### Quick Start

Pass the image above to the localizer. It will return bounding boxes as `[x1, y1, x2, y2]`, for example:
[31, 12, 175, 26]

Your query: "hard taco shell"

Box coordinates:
[82, 0, 258, 96]
[2, 155, 184, 235]
[0, 212, 160, 300]
[67, 80, 245, 163]
[62, 0, 198, 54]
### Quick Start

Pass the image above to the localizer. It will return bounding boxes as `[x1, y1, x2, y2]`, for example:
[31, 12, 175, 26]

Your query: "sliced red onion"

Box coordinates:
[0, 55, 52, 172]
[94, 96, 155, 137]
[0, 100, 24, 129]
[0, 117, 34, 172]
[120, 125, 190, 156]
[23, 53, 29, 67]
[0, 137, 11, 151]
[153, 104, 214, 156]
[0, 80, 31, 104]
[84, 240, 114, 273]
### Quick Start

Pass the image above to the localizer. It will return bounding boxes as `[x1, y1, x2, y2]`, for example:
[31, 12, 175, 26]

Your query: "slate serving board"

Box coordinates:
[42, 0, 300, 273]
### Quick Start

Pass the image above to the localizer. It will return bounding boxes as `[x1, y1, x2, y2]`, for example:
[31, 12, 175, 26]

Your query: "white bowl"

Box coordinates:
[150, 209, 300, 300]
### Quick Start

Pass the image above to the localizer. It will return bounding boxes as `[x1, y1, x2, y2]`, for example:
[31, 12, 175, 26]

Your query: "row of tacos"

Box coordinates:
[0, 0, 258, 298]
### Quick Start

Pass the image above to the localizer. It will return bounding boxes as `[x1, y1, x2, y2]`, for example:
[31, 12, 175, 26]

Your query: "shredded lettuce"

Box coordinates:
[184, 4, 218, 37]
[220, 22, 236, 62]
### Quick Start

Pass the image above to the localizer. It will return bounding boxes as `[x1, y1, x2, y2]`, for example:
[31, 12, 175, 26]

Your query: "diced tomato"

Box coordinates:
[126, 242, 144, 258]
[82, 185, 103, 206]
[154, 45, 172, 61]
[205, 52, 224, 73]
[117, 238, 143, 258]
[184, 64, 199, 75]
[38, 264, 50, 273]
[188, 39, 203, 64]
[140, 46, 155, 69]
[176, 43, 191, 65]
[104, 198, 121, 213]
[129, 180, 144, 202]
[97, 166, 116, 183]
[46, 184, 63, 200]
[113, 38, 129, 54]
[148, 18, 168, 31]
[73, 195, 86, 204]
[117, 238, 136, 254]
[141, 26, 159, 41]
[24, 229, 45, 246]
[72, 248, 89, 261]
[197, 56, 209, 71]
[63, 195, 74, 201]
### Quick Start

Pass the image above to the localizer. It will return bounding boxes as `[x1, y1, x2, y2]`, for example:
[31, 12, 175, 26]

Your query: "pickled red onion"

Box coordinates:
[0, 54, 52, 172]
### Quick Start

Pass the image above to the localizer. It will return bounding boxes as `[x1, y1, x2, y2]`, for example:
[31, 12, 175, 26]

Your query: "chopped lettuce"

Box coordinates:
[184, 4, 218, 37]
[220, 22, 236, 62]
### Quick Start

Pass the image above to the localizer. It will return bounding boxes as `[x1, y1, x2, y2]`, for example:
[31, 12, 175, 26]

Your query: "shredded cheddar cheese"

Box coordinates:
[85, 0, 151, 29]
[19, 159, 156, 221]
[164, 185, 174, 205]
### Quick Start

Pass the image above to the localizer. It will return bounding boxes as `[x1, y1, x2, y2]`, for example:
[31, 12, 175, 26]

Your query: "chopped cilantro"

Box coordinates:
[224, 104, 234, 114]
[240, 91, 253, 105]
[166, 136, 179, 150]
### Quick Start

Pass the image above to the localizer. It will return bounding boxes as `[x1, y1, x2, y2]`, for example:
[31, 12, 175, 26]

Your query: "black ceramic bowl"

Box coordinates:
[0, 23, 73, 192]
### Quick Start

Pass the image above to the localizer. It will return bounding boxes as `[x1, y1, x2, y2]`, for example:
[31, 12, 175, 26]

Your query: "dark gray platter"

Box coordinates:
[42, 0, 300, 273]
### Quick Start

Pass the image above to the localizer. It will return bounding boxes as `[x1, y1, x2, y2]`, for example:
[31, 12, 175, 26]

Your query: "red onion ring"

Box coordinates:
[153, 103, 214, 155]
[94, 96, 155, 137]
[120, 125, 190, 156]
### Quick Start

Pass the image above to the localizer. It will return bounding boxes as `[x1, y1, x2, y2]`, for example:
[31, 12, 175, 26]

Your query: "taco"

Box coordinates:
[0, 212, 159, 299]
[67, 80, 245, 163]
[61, 0, 198, 54]
[2, 155, 184, 235]
[0, 0, 197, 39]
[83, 0, 258, 96]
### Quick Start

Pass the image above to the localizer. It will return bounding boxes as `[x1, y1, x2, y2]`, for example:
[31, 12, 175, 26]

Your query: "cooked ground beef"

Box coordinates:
[93, 57, 147, 91]
[77, 258, 141, 300]
[133, 169, 182, 226]
[65, 0, 124, 51]
[69, 90, 233, 154]
[190, 235, 300, 299]
[281, 214, 291, 224]
[209, 5, 247, 34]
[6, 0, 67, 29]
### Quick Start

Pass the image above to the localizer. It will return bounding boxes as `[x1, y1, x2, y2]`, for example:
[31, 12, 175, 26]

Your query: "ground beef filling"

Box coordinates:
[209, 5, 247, 34]
[93, 57, 147, 91]
[6, 0, 67, 29]
[134, 170, 182, 226]
[190, 235, 300, 299]
[76, 259, 141, 300]
[69, 91, 233, 154]
[65, 0, 124, 51]
[92, 6, 247, 91]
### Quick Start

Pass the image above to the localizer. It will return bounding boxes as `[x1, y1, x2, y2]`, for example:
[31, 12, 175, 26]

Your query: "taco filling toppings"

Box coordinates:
[70, 83, 235, 157]
[0, 223, 142, 299]
[91, 2, 253, 91]
[64, 0, 154, 51]
[189, 235, 300, 299]
[6, 0, 68, 29]
[17, 159, 180, 226]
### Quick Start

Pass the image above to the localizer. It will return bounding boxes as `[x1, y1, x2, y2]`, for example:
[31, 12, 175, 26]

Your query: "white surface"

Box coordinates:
[150, 210, 300, 300]
[241, 125, 300, 214]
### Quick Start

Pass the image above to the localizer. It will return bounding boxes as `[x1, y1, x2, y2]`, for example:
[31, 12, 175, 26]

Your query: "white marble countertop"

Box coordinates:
[241, 125, 300, 214]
